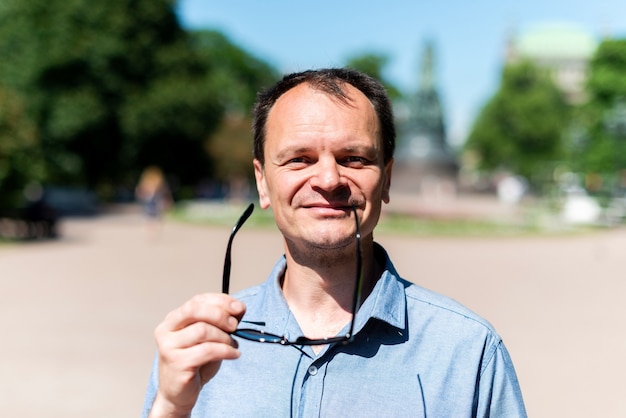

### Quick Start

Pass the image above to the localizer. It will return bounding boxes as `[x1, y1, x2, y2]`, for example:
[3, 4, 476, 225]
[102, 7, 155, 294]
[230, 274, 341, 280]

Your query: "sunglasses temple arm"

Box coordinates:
[348, 246, 362, 342]
[222, 238, 233, 294]
[348, 205, 362, 343]
[222, 203, 255, 294]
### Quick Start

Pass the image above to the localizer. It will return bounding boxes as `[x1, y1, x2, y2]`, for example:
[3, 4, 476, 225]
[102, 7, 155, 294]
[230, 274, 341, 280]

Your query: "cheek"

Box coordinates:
[361, 170, 388, 197]
[265, 171, 308, 203]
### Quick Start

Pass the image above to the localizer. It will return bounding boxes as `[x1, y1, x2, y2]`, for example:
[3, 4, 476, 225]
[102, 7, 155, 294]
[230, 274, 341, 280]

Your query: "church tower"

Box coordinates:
[394, 40, 459, 196]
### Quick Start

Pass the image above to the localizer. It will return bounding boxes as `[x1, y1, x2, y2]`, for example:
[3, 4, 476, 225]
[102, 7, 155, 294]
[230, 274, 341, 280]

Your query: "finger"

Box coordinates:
[154, 340, 240, 408]
[160, 293, 246, 333]
[188, 340, 241, 363]
[162, 321, 235, 350]
[158, 339, 241, 385]
[163, 339, 241, 368]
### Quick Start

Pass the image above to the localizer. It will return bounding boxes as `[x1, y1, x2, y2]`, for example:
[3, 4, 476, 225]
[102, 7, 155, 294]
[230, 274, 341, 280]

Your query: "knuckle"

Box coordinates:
[190, 322, 210, 341]
[180, 298, 198, 316]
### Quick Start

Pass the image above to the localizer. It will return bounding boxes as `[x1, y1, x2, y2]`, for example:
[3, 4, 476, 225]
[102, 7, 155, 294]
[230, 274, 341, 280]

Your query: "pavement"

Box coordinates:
[1, 204, 625, 417]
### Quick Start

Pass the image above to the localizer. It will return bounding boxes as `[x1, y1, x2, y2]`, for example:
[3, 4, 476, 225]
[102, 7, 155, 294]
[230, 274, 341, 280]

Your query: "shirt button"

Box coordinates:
[307, 365, 318, 376]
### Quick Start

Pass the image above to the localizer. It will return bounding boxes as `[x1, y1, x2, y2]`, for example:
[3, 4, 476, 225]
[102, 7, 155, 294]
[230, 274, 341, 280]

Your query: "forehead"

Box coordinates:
[265, 83, 380, 144]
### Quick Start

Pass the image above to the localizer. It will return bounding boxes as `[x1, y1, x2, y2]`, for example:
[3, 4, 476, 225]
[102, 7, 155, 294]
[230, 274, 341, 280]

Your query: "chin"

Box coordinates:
[306, 233, 353, 251]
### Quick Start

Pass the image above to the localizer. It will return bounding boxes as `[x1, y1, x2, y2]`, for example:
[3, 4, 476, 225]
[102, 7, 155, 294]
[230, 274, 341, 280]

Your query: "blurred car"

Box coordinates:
[40, 186, 99, 217]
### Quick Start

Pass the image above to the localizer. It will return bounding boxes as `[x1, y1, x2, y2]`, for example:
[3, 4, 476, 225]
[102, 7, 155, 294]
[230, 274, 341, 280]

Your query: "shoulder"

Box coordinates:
[405, 281, 496, 332]
[399, 279, 505, 364]
[377, 243, 498, 338]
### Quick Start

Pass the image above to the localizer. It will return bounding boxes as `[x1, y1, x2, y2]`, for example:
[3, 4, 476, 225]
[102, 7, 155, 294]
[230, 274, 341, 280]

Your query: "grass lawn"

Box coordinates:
[171, 200, 604, 238]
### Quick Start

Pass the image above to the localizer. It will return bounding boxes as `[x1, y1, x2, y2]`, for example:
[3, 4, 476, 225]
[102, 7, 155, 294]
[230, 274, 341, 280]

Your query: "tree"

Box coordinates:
[0, 0, 224, 199]
[464, 60, 570, 186]
[0, 1, 281, 206]
[191, 30, 279, 189]
[192, 30, 279, 114]
[575, 39, 626, 179]
[0, 86, 44, 210]
[345, 52, 402, 100]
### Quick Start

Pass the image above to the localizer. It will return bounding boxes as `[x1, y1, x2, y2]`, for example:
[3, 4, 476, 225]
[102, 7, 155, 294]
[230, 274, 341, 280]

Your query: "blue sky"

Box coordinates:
[177, 1, 626, 146]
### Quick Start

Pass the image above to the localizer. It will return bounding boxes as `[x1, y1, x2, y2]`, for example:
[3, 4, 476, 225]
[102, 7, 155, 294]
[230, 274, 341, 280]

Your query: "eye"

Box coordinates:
[342, 156, 371, 167]
[282, 156, 310, 167]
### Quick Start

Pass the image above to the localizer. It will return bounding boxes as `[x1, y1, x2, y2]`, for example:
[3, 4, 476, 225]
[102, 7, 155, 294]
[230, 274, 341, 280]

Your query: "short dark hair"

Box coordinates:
[252, 68, 395, 166]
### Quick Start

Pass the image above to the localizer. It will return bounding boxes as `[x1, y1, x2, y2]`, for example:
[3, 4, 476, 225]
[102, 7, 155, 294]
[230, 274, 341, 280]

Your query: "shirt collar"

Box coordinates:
[356, 243, 407, 331]
[251, 243, 407, 335]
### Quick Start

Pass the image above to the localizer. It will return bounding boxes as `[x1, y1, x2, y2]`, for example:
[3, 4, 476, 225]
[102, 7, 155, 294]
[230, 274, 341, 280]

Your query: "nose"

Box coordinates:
[309, 158, 347, 192]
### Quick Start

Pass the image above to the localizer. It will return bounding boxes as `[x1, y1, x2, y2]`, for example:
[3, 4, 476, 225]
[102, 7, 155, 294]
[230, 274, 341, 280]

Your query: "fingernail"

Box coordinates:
[231, 300, 244, 312]
[228, 316, 239, 329]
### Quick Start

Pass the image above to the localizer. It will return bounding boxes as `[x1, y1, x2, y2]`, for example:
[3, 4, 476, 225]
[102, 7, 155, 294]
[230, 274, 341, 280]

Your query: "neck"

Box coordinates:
[281, 235, 381, 340]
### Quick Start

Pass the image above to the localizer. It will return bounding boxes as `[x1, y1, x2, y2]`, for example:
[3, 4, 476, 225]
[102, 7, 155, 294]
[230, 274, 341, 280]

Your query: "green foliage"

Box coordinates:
[576, 39, 626, 177]
[0, 86, 45, 209]
[345, 52, 402, 100]
[465, 60, 569, 185]
[0, 0, 278, 208]
[0, 0, 217, 191]
[207, 115, 255, 188]
[587, 39, 626, 104]
[191, 30, 279, 185]
[191, 30, 279, 114]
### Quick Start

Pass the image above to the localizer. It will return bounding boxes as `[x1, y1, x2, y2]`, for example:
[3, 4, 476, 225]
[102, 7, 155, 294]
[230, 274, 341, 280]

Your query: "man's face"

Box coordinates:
[254, 83, 392, 252]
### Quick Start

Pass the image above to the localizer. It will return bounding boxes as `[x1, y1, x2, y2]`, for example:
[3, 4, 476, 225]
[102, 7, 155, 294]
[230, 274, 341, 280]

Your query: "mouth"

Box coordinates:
[304, 204, 349, 212]
[302, 202, 361, 217]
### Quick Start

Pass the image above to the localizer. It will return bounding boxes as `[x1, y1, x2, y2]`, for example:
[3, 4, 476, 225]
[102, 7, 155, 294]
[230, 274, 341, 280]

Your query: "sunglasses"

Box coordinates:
[222, 203, 363, 347]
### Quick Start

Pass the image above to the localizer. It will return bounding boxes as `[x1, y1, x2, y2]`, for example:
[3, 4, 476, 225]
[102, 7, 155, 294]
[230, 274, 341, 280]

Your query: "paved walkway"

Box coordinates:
[1, 207, 625, 417]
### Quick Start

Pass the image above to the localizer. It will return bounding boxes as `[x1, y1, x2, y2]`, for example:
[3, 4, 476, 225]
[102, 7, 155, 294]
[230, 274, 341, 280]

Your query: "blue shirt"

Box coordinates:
[143, 244, 527, 417]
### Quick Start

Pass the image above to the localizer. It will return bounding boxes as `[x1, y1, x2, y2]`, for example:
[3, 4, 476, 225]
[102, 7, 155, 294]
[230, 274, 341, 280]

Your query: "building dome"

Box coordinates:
[516, 22, 597, 60]
[506, 21, 599, 104]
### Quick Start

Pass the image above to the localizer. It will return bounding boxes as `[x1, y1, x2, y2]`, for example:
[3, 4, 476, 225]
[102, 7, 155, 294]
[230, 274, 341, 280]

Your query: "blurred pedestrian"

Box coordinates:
[135, 166, 172, 239]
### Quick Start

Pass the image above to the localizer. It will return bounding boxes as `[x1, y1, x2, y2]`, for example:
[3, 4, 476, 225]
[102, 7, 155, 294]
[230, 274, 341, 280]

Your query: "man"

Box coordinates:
[143, 68, 527, 417]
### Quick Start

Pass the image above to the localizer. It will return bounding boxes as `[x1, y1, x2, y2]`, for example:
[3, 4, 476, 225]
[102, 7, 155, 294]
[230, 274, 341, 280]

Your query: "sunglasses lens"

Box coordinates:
[234, 329, 283, 344]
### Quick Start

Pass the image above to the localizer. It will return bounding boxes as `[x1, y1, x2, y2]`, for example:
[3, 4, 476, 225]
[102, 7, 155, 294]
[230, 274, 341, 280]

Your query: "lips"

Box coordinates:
[300, 202, 362, 221]
[305, 202, 348, 208]
[302, 202, 356, 210]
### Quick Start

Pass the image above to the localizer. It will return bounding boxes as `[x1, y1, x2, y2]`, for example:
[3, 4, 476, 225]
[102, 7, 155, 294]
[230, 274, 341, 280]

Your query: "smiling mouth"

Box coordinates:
[304, 199, 359, 208]
[302, 202, 361, 218]
[304, 205, 348, 213]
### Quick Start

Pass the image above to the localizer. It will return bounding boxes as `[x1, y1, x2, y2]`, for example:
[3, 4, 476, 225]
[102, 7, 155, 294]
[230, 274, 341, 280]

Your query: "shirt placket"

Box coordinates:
[290, 345, 337, 418]
[297, 356, 328, 418]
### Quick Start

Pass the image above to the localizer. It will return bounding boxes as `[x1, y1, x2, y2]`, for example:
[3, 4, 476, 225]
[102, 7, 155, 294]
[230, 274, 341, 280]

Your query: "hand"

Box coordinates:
[148, 293, 246, 418]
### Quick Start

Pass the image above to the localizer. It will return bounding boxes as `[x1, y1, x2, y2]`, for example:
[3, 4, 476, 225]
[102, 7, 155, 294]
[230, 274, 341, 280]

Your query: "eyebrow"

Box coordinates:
[273, 146, 311, 162]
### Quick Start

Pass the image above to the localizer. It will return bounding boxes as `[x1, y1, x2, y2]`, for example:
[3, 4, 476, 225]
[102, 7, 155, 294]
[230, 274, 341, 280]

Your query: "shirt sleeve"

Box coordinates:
[476, 340, 528, 417]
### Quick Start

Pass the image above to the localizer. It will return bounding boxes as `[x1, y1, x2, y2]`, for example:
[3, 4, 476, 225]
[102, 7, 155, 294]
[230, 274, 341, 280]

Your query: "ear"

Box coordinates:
[382, 159, 393, 204]
[253, 159, 271, 209]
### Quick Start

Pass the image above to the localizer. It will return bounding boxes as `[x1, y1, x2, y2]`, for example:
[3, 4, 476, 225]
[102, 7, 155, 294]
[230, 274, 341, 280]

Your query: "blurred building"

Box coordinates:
[505, 22, 598, 104]
[393, 40, 459, 197]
